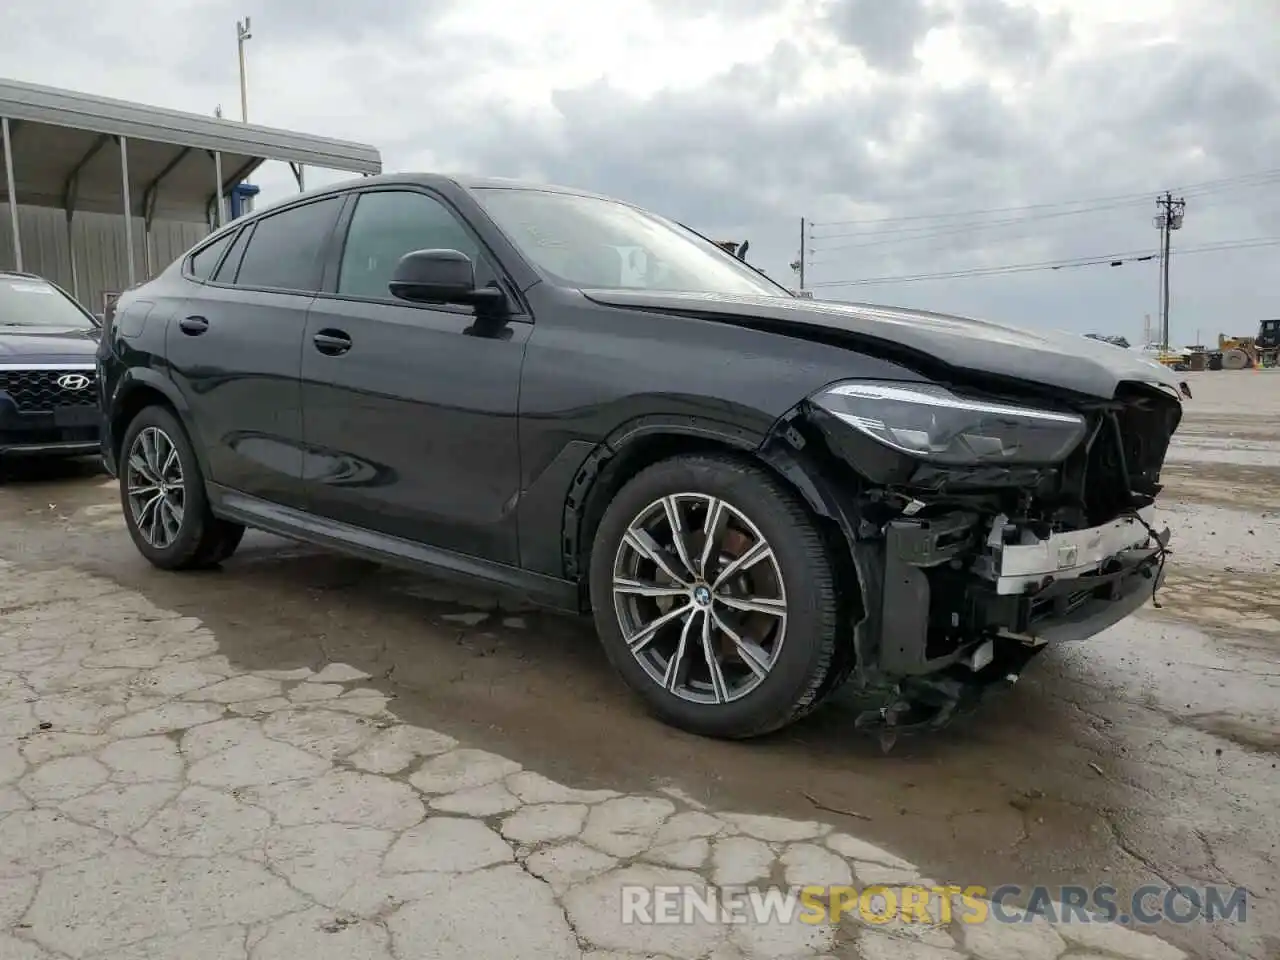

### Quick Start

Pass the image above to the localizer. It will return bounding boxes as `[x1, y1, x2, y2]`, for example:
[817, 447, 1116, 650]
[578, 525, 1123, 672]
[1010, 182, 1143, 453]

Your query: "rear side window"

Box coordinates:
[212, 226, 252, 284]
[234, 197, 342, 293]
[187, 232, 234, 281]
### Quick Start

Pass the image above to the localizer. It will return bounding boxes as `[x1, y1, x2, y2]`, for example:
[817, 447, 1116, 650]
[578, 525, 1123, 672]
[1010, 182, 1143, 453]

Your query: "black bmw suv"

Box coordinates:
[97, 174, 1182, 739]
[1, 271, 102, 461]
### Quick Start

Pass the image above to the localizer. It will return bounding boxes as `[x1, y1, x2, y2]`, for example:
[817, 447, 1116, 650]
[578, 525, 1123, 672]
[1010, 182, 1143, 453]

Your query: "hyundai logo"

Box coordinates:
[55, 373, 92, 391]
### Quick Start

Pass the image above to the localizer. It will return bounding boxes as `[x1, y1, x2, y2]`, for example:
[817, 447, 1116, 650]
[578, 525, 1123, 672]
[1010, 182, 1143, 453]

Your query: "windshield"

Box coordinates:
[0, 277, 95, 330]
[472, 187, 789, 297]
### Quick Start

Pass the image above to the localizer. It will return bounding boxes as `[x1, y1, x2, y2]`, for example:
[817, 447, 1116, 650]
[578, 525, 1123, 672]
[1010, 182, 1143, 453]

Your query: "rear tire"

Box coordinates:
[588, 453, 842, 739]
[119, 405, 245, 570]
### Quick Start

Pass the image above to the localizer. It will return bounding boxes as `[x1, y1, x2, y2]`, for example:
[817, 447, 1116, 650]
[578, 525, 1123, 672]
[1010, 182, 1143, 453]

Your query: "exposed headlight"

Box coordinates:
[812, 381, 1088, 466]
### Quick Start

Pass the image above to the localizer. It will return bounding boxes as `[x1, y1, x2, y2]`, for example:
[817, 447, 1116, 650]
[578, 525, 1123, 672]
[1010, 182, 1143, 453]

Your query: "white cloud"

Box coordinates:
[1, 0, 1276, 343]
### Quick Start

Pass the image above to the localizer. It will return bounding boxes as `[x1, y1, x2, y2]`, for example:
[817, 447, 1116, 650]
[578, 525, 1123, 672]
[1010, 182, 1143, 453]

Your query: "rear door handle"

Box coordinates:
[179, 315, 209, 336]
[312, 329, 352, 356]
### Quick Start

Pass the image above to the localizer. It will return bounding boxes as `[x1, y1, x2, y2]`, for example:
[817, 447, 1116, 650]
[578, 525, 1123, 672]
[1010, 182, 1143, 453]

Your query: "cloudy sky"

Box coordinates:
[4, 0, 1276, 345]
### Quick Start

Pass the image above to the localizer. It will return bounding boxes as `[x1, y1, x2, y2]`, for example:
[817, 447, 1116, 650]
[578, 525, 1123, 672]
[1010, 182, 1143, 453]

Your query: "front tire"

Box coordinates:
[119, 405, 245, 570]
[588, 454, 841, 739]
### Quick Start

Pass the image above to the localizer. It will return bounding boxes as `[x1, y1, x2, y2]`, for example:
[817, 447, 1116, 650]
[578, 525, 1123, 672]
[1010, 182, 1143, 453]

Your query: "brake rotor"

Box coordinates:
[712, 527, 772, 662]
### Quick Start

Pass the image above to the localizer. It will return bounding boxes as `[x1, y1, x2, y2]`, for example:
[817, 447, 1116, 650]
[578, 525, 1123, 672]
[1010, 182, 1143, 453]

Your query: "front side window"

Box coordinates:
[337, 190, 495, 300]
[0, 276, 95, 330]
[471, 187, 787, 297]
[234, 197, 342, 293]
[187, 232, 234, 281]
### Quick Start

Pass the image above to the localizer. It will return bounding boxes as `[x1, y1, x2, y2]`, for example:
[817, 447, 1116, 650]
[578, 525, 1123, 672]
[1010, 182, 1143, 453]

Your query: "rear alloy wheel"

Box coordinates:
[125, 426, 187, 551]
[119, 405, 245, 570]
[589, 455, 840, 739]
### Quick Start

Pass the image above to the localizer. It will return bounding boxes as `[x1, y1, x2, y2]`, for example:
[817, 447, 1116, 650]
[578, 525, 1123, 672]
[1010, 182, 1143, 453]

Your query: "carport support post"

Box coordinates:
[66, 212, 79, 300]
[2, 117, 21, 272]
[143, 201, 155, 278]
[213, 151, 225, 226]
[118, 135, 136, 287]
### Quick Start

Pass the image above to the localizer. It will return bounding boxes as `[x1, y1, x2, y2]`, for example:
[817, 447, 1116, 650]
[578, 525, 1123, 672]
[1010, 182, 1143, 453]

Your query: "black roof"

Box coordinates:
[275, 172, 624, 209]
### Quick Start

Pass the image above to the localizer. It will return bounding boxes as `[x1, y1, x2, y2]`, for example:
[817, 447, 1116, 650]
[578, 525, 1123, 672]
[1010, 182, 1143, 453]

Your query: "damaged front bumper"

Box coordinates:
[876, 506, 1170, 679]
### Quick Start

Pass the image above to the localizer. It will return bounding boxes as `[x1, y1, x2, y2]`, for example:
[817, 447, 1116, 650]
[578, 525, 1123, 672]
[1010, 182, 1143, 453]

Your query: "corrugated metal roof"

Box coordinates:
[0, 77, 381, 221]
[0, 77, 381, 174]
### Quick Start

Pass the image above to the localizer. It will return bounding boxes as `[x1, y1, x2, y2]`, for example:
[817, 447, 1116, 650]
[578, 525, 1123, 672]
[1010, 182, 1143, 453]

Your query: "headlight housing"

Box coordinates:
[812, 381, 1088, 466]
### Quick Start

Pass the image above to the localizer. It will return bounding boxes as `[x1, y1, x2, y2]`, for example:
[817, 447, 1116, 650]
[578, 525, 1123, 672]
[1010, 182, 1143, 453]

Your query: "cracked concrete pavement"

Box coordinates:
[1, 371, 1276, 960]
[0, 563, 1191, 960]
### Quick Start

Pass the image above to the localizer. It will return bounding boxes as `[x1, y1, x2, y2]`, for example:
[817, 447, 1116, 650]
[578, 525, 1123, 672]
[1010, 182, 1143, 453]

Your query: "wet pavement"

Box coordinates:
[1, 370, 1277, 959]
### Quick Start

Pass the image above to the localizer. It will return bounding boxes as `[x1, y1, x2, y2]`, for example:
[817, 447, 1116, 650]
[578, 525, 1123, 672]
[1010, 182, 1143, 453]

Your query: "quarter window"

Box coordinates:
[234, 197, 342, 293]
[213, 225, 252, 284]
[337, 190, 496, 300]
[187, 232, 234, 281]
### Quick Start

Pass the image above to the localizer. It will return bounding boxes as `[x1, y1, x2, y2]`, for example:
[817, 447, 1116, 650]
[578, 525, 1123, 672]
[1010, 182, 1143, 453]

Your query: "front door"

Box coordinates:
[299, 188, 529, 565]
[166, 195, 343, 509]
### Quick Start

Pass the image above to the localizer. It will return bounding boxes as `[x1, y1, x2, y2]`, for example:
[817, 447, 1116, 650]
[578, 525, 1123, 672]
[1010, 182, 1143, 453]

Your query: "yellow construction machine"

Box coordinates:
[1209, 328, 1278, 370]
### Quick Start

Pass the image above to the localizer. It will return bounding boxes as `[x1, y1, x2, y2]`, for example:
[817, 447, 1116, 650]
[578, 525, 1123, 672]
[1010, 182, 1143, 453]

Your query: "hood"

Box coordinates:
[581, 289, 1184, 401]
[0, 327, 99, 365]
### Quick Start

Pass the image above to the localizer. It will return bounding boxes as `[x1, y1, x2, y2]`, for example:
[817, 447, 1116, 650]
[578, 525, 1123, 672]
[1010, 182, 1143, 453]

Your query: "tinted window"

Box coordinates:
[187, 232, 234, 281]
[235, 197, 341, 293]
[213, 226, 252, 284]
[337, 190, 496, 300]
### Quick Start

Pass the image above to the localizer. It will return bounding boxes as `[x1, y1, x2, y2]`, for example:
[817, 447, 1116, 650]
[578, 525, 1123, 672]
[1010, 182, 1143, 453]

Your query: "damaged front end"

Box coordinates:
[765, 377, 1181, 736]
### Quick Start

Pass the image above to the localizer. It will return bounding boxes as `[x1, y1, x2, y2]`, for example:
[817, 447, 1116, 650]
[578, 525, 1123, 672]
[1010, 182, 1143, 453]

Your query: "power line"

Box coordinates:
[809, 237, 1280, 288]
[807, 168, 1280, 230]
[808, 198, 1148, 251]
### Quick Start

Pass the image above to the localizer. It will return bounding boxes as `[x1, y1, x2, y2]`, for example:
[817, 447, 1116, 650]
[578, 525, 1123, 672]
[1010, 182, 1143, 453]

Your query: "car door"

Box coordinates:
[299, 187, 530, 565]
[166, 195, 343, 510]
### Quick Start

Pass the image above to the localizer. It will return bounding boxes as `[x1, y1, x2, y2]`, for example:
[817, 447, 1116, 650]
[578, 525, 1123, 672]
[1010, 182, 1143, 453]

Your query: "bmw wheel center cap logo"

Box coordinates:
[693, 585, 712, 606]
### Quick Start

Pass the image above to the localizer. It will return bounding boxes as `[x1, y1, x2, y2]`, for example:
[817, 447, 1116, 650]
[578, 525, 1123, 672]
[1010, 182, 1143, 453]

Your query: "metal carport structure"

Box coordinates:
[0, 77, 381, 307]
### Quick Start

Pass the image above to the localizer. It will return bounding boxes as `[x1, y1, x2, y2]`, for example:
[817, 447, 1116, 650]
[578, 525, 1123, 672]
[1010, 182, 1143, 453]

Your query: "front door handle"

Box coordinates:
[312, 329, 352, 356]
[179, 315, 209, 336]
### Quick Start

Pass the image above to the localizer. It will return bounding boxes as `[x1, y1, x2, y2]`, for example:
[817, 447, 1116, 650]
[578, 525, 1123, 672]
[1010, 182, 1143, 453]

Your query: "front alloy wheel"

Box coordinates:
[125, 426, 186, 549]
[612, 493, 788, 704]
[589, 454, 841, 739]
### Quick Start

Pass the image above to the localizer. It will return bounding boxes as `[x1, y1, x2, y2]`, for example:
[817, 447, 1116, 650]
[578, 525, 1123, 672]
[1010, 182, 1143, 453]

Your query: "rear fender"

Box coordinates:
[107, 367, 211, 480]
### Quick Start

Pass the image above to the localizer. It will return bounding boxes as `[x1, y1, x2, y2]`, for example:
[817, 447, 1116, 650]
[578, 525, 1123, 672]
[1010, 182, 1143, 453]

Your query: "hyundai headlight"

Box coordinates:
[812, 381, 1088, 466]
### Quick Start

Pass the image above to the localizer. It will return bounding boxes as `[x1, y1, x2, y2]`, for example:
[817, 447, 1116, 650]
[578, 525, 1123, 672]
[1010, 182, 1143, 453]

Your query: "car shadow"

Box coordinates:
[0, 455, 105, 486]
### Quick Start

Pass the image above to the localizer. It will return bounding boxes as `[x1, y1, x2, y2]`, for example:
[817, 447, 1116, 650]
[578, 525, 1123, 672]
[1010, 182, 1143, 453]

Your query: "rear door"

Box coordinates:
[166, 195, 344, 509]
[299, 186, 530, 564]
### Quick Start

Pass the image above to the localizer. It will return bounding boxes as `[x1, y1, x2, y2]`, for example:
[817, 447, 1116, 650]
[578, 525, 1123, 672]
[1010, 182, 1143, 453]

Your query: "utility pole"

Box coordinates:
[1153, 191, 1186, 351]
[789, 218, 806, 292]
[236, 17, 252, 124]
[798, 217, 806, 291]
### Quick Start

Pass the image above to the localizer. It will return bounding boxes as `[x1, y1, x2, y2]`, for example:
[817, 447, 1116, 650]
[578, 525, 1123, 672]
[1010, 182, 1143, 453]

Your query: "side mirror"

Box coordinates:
[388, 249, 507, 317]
